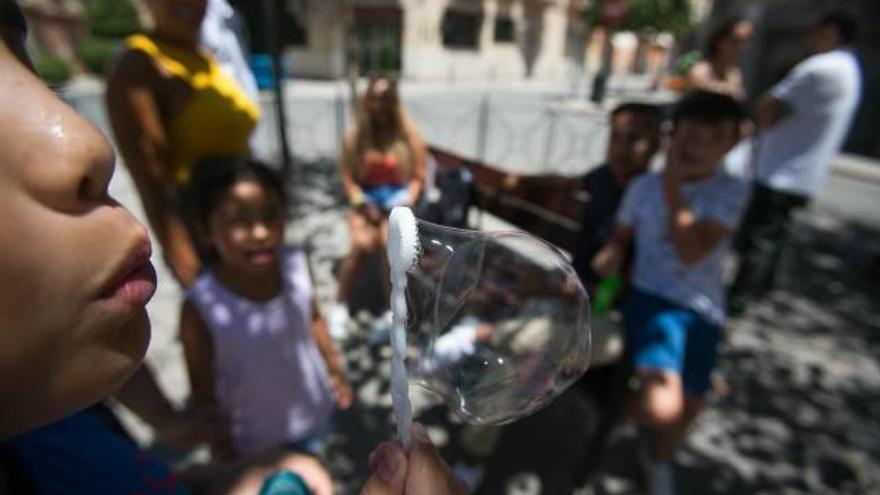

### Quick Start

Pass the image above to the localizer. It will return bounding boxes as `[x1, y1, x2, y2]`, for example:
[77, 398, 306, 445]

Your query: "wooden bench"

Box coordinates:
[428, 145, 586, 251]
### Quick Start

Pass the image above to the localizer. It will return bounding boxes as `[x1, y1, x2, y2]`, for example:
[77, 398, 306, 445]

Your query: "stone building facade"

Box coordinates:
[240, 0, 588, 82]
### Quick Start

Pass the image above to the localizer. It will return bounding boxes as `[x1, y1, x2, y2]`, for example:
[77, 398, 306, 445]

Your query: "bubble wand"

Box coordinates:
[387, 206, 419, 448]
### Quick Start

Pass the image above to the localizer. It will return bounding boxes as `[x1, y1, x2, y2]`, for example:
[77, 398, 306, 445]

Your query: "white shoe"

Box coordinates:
[414, 318, 479, 375]
[433, 317, 479, 366]
[325, 303, 350, 339]
[369, 310, 393, 344]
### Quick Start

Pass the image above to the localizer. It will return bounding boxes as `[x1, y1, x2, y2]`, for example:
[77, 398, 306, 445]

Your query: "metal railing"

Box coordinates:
[253, 90, 613, 177]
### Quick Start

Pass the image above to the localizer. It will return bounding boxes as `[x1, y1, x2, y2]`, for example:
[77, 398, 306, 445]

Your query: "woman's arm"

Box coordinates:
[339, 129, 365, 207]
[106, 51, 200, 287]
[405, 125, 428, 204]
[686, 62, 745, 99]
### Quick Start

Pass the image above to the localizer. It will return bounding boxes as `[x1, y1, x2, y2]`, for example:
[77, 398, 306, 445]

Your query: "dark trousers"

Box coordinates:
[730, 183, 809, 309]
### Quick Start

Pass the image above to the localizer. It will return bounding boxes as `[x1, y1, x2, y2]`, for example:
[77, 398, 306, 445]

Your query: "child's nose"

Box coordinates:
[251, 222, 270, 240]
[70, 121, 116, 205]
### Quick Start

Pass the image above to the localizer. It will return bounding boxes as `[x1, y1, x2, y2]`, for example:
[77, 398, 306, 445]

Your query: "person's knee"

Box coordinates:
[349, 226, 379, 256]
[631, 371, 684, 427]
[350, 235, 373, 256]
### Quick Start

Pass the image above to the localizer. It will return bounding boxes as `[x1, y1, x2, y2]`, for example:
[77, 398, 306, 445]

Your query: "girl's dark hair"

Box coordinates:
[611, 102, 663, 132]
[705, 16, 745, 58]
[184, 155, 286, 228]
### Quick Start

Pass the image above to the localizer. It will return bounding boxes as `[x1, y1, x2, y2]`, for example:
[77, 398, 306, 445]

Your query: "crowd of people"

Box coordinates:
[0, 0, 865, 493]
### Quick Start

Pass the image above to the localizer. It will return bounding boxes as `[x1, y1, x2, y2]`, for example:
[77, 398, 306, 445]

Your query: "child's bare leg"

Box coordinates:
[650, 396, 705, 461]
[628, 369, 685, 461]
[337, 212, 377, 302]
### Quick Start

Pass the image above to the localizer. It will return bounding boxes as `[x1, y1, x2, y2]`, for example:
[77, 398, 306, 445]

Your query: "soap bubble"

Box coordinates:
[400, 216, 591, 425]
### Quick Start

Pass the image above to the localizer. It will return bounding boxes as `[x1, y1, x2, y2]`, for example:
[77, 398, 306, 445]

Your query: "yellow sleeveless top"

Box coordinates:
[126, 34, 260, 185]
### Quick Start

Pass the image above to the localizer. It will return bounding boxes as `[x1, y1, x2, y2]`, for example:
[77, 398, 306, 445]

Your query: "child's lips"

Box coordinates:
[100, 240, 157, 308]
[109, 261, 158, 307]
[247, 248, 277, 266]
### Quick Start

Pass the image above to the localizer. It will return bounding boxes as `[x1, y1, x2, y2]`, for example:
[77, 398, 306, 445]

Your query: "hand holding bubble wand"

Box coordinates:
[386, 207, 592, 449]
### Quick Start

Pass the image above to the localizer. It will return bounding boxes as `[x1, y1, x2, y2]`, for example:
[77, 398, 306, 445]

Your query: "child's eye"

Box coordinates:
[226, 215, 250, 227]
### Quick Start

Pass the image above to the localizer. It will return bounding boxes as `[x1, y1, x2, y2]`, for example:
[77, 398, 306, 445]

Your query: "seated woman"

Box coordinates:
[328, 76, 427, 337]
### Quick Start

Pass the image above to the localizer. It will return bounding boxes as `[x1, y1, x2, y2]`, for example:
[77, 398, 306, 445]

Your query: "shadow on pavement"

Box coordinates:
[290, 157, 880, 494]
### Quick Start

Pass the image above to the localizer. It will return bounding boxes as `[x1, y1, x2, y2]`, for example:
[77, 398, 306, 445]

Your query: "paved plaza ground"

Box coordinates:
[71, 77, 880, 494]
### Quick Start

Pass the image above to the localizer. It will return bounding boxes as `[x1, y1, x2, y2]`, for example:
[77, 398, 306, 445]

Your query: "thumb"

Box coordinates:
[361, 441, 408, 495]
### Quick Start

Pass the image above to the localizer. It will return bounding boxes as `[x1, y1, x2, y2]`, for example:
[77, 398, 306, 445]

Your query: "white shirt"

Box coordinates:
[201, 0, 260, 110]
[755, 47, 862, 196]
[617, 171, 748, 324]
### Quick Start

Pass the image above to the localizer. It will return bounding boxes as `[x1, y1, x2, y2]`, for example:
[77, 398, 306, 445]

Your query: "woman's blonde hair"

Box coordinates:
[351, 75, 421, 182]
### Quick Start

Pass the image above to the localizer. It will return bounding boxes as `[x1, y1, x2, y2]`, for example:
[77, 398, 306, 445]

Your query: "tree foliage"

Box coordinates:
[85, 0, 142, 39]
[585, 0, 693, 35]
[77, 36, 119, 76]
[34, 54, 72, 87]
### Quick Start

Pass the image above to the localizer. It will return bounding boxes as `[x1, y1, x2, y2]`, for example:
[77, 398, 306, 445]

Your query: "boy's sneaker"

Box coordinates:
[646, 462, 676, 495]
[325, 303, 350, 340]
[635, 428, 676, 495]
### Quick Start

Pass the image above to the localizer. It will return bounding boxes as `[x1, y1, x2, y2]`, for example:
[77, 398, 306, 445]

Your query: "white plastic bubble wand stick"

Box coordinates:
[387, 207, 419, 449]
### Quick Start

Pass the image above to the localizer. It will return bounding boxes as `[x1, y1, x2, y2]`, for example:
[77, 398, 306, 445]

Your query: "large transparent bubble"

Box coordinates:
[399, 215, 591, 425]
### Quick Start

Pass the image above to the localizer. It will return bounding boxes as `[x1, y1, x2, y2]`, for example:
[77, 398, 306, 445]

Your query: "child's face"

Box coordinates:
[0, 38, 155, 436]
[667, 119, 740, 180]
[607, 111, 658, 183]
[206, 179, 285, 274]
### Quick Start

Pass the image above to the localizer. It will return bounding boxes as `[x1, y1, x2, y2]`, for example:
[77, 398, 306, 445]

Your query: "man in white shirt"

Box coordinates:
[729, 8, 862, 314]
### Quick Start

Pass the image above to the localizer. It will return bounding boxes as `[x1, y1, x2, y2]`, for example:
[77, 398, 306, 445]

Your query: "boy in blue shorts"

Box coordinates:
[592, 91, 747, 495]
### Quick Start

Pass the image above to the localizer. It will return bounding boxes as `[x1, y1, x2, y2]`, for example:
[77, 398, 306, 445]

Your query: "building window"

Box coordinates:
[442, 10, 482, 49]
[494, 15, 515, 43]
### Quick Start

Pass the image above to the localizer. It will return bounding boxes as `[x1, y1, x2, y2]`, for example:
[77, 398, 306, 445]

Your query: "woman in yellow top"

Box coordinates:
[330, 76, 427, 335]
[107, 0, 259, 287]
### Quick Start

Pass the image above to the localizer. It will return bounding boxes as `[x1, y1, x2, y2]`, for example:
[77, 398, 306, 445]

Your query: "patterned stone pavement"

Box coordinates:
[88, 89, 880, 493]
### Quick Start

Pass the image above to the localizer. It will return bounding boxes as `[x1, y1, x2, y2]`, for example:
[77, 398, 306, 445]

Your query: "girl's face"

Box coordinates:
[718, 21, 753, 61]
[0, 36, 156, 437]
[206, 179, 285, 275]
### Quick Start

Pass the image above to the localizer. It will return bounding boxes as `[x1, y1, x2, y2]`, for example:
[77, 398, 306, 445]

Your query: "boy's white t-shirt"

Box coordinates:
[617, 170, 748, 324]
[755, 47, 861, 197]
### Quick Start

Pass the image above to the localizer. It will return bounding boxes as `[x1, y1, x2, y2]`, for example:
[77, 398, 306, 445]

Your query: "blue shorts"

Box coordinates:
[364, 185, 407, 212]
[624, 288, 721, 397]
